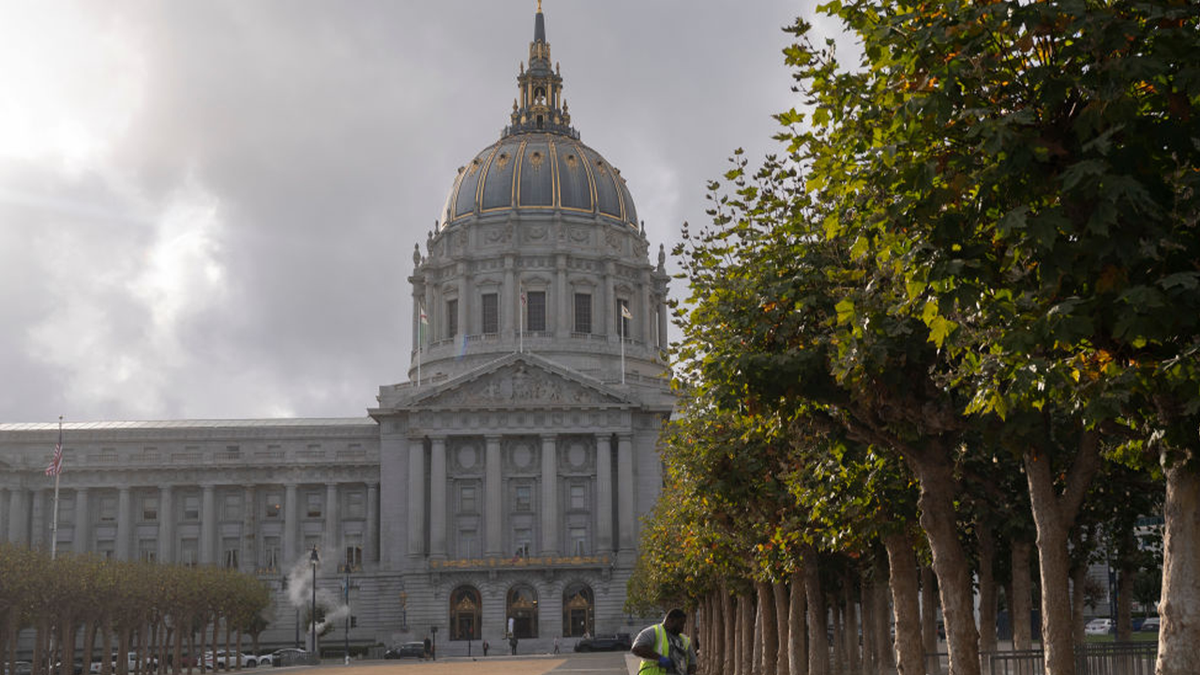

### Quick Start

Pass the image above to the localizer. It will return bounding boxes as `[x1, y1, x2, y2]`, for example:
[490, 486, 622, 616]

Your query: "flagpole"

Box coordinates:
[50, 415, 62, 560]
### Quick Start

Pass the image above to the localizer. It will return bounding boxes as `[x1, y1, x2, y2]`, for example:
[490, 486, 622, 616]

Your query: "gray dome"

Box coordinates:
[439, 132, 638, 230]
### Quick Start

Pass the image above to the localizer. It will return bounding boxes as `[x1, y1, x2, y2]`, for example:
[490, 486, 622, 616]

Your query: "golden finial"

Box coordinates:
[538, 0, 543, 13]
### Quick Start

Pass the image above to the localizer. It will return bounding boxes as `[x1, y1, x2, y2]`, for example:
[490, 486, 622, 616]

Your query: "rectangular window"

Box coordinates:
[98, 542, 115, 560]
[457, 530, 477, 559]
[183, 495, 200, 521]
[447, 299, 459, 337]
[138, 539, 157, 563]
[570, 527, 587, 556]
[345, 544, 363, 569]
[515, 485, 532, 512]
[306, 492, 323, 518]
[264, 537, 281, 571]
[223, 538, 239, 569]
[180, 538, 198, 567]
[573, 293, 592, 334]
[99, 495, 117, 522]
[59, 496, 76, 525]
[616, 298, 631, 337]
[142, 496, 159, 522]
[346, 490, 365, 519]
[514, 528, 532, 558]
[264, 493, 282, 519]
[526, 291, 546, 332]
[570, 484, 586, 511]
[460, 485, 477, 514]
[222, 493, 242, 520]
[482, 293, 499, 334]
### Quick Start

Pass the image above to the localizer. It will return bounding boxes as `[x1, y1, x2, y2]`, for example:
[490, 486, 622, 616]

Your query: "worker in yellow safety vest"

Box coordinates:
[631, 608, 697, 675]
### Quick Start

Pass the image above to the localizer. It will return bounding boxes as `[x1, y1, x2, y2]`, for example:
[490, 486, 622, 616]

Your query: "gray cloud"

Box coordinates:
[0, 0, 823, 423]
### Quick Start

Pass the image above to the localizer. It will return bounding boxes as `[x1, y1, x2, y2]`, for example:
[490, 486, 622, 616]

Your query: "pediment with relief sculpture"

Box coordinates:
[408, 354, 633, 410]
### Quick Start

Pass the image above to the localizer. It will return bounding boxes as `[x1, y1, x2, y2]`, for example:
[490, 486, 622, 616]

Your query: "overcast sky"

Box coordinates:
[0, 1, 841, 423]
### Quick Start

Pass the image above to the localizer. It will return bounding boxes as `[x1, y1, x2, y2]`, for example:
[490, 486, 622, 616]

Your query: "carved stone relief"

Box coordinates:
[430, 364, 618, 408]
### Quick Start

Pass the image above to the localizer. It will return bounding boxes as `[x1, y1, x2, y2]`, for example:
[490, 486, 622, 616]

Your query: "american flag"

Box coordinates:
[45, 426, 63, 476]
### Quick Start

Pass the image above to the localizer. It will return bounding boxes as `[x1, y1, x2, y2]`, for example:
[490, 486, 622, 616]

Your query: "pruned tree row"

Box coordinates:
[631, 2, 1196, 675]
[0, 546, 272, 675]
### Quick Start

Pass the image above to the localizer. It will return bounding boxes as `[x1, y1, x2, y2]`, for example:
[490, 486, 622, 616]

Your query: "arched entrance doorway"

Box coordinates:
[449, 586, 482, 641]
[562, 583, 593, 637]
[506, 584, 539, 638]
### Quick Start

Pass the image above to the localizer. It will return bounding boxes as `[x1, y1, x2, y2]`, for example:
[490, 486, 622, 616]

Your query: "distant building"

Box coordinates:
[0, 5, 673, 653]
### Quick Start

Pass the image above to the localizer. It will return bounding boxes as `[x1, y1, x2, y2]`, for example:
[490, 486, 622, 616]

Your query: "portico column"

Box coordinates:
[241, 485, 256, 573]
[555, 254, 569, 337]
[324, 483, 340, 562]
[540, 434, 559, 556]
[8, 489, 28, 545]
[407, 440, 426, 557]
[157, 486, 173, 563]
[430, 437, 447, 558]
[0, 488, 8, 542]
[603, 261, 615, 339]
[30, 488, 47, 548]
[365, 482, 379, 566]
[485, 436, 503, 556]
[457, 265, 469, 338]
[200, 484, 216, 565]
[617, 434, 635, 550]
[283, 483, 299, 565]
[116, 487, 132, 560]
[657, 294, 669, 351]
[595, 435, 613, 552]
[640, 270, 653, 343]
[502, 257, 515, 335]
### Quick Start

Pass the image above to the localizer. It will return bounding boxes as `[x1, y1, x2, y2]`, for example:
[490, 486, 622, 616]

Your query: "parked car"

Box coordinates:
[384, 642, 426, 659]
[89, 653, 158, 674]
[267, 649, 312, 667]
[1140, 617, 1160, 633]
[254, 653, 273, 668]
[203, 651, 256, 669]
[574, 634, 632, 652]
[1084, 618, 1114, 635]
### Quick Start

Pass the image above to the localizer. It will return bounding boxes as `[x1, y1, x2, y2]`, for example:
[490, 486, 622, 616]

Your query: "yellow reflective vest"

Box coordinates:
[637, 623, 691, 675]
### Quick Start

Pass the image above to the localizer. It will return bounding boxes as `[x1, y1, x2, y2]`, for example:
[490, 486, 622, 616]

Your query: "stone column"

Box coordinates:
[407, 440, 426, 557]
[540, 434, 559, 556]
[200, 484, 216, 565]
[283, 483, 299, 565]
[617, 434, 635, 550]
[502, 256, 515, 335]
[412, 279, 423, 358]
[603, 261, 615, 339]
[324, 483, 340, 563]
[429, 437, 447, 558]
[555, 254, 569, 337]
[157, 486, 173, 563]
[365, 482, 379, 566]
[485, 436, 503, 556]
[640, 270, 653, 344]
[30, 488, 47, 549]
[242, 485, 256, 573]
[0, 487, 7, 542]
[116, 487, 132, 560]
[8, 489, 28, 545]
[595, 435, 613, 553]
[657, 293, 669, 351]
[424, 284, 436, 343]
[457, 264, 469, 337]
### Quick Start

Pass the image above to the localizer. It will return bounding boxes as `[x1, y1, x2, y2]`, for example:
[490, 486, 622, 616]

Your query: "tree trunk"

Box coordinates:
[1116, 564, 1134, 641]
[873, 556, 894, 673]
[831, 597, 844, 675]
[1156, 460, 1200, 675]
[758, 581, 779, 675]
[976, 521, 997, 656]
[789, 572, 808, 675]
[118, 628, 131, 675]
[31, 619, 45, 675]
[844, 574, 859, 675]
[61, 618, 77, 675]
[185, 618, 194, 675]
[738, 594, 754, 675]
[82, 620, 96, 675]
[1010, 540, 1033, 651]
[910, 451, 981, 675]
[884, 532, 923, 675]
[753, 588, 765, 675]
[804, 550, 828, 675]
[922, 565, 941, 675]
[101, 620, 113, 675]
[861, 576, 877, 675]
[723, 588, 736, 675]
[1025, 431, 1102, 675]
[775, 582, 791, 675]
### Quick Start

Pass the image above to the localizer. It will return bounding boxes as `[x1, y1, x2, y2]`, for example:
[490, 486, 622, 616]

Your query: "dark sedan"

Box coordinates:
[574, 634, 632, 652]
[384, 642, 426, 659]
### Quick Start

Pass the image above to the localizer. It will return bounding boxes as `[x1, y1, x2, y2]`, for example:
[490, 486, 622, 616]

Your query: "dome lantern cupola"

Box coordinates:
[506, 1, 577, 139]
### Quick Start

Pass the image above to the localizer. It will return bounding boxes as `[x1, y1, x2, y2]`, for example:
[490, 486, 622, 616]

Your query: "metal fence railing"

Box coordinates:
[977, 642, 1156, 675]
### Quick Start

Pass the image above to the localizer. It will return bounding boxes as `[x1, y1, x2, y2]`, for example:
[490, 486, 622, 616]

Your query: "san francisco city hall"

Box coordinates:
[0, 6, 674, 653]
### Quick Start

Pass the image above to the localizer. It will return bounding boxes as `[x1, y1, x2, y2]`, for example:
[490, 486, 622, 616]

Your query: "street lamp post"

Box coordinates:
[309, 547, 320, 658]
[341, 564, 353, 665]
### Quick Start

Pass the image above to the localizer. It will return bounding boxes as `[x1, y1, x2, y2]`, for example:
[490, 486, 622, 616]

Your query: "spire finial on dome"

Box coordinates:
[504, 0, 578, 139]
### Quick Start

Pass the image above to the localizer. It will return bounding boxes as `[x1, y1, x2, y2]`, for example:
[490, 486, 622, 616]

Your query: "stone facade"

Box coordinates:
[0, 5, 673, 656]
